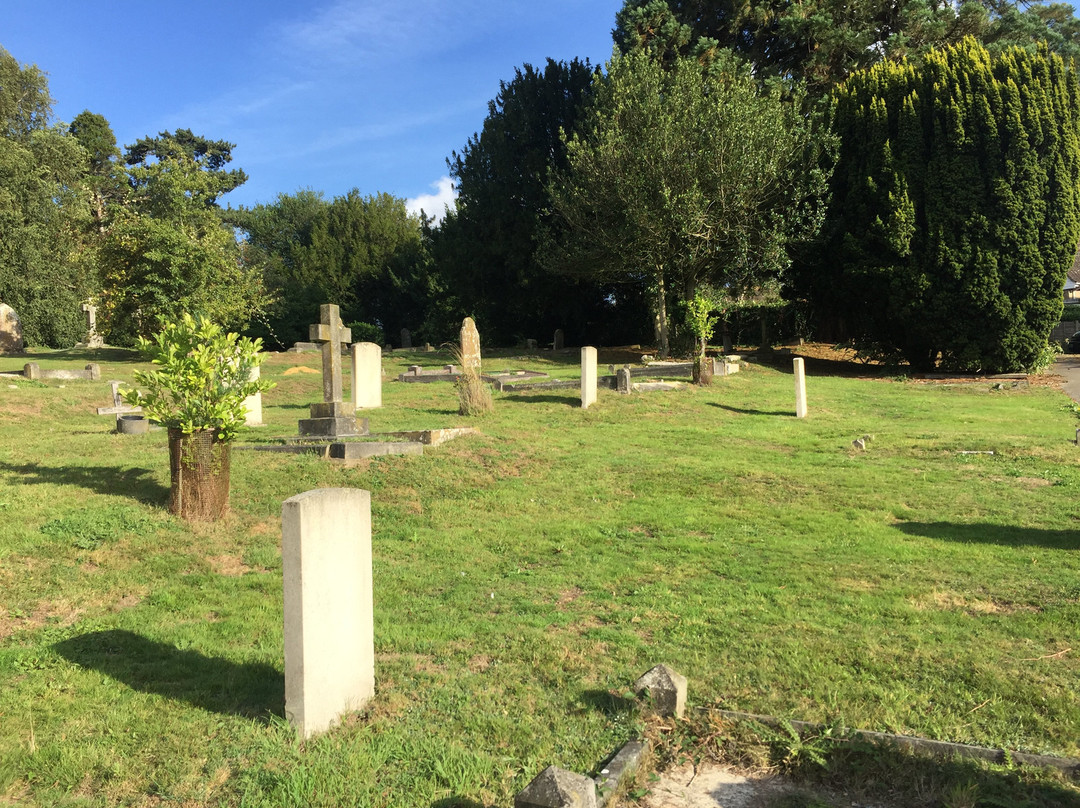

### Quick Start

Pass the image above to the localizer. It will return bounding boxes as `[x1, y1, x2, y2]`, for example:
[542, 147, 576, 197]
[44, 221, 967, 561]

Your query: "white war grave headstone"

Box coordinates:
[794, 357, 808, 418]
[580, 346, 597, 409]
[351, 342, 382, 409]
[282, 488, 375, 739]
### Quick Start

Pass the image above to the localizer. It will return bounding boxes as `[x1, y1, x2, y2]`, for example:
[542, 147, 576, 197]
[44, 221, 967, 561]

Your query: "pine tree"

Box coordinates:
[803, 39, 1080, 372]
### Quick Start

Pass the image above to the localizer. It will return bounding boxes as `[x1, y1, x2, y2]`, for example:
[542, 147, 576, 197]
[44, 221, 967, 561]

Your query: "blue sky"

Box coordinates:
[4, 1, 624, 218]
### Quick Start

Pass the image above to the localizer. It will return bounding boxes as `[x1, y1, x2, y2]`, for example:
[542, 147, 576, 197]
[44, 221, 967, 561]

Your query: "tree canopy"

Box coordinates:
[796, 39, 1080, 371]
[543, 49, 826, 356]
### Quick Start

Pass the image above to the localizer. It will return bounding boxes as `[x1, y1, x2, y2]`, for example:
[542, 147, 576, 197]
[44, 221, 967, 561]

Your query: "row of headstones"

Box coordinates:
[0, 302, 103, 354]
[281, 486, 685, 808]
[580, 349, 810, 418]
[396, 328, 567, 352]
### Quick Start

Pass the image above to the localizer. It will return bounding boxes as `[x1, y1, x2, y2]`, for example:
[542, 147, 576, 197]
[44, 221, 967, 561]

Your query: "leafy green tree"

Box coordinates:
[230, 190, 433, 346]
[0, 47, 93, 346]
[97, 131, 264, 344]
[543, 49, 826, 357]
[69, 110, 125, 231]
[432, 59, 636, 346]
[614, 0, 1080, 94]
[800, 39, 1080, 372]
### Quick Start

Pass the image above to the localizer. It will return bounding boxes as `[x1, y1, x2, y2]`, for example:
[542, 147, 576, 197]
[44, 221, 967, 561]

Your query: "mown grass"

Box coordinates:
[1, 345, 1078, 807]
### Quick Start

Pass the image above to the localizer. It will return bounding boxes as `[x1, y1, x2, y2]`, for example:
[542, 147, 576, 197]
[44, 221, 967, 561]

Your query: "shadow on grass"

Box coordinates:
[55, 629, 284, 721]
[501, 394, 579, 406]
[707, 402, 794, 417]
[895, 521, 1080, 550]
[579, 689, 637, 717]
[0, 460, 168, 505]
[784, 735, 1080, 808]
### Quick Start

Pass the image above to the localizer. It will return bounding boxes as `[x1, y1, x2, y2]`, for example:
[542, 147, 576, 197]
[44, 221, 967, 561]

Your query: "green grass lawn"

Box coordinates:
[1, 345, 1079, 807]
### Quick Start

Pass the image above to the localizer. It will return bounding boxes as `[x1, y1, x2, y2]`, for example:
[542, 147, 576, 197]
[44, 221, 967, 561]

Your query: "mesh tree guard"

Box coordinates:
[168, 428, 231, 521]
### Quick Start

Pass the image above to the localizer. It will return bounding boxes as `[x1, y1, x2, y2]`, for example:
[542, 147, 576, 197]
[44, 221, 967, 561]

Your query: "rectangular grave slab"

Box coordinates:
[329, 441, 423, 460]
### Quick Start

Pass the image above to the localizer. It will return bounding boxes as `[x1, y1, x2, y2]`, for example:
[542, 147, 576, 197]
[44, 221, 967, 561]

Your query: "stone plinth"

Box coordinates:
[282, 488, 375, 739]
[580, 346, 597, 409]
[351, 342, 382, 409]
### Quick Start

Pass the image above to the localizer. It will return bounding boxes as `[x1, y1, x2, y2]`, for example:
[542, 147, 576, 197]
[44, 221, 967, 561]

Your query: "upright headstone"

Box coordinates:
[243, 365, 263, 427]
[525, 338, 537, 351]
[351, 342, 382, 409]
[298, 304, 362, 436]
[400, 328, 412, 350]
[80, 302, 104, 348]
[0, 303, 24, 354]
[282, 488, 374, 739]
[553, 329, 565, 351]
[794, 357, 808, 418]
[460, 317, 481, 372]
[580, 346, 597, 409]
[617, 367, 632, 395]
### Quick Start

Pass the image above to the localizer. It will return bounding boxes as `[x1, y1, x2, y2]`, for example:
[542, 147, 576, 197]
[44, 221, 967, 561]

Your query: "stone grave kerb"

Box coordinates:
[310, 304, 352, 403]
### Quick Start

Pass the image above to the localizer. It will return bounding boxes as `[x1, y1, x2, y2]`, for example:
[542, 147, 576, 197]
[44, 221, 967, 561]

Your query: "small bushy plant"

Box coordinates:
[122, 313, 274, 441]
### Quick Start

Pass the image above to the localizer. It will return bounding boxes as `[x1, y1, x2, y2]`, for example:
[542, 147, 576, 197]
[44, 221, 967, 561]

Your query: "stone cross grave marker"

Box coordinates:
[311, 303, 351, 403]
[580, 346, 597, 409]
[460, 317, 481, 372]
[81, 302, 104, 348]
[282, 488, 375, 739]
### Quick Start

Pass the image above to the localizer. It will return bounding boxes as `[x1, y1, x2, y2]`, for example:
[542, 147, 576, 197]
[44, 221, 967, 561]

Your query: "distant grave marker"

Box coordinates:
[460, 317, 481, 372]
[580, 346, 597, 409]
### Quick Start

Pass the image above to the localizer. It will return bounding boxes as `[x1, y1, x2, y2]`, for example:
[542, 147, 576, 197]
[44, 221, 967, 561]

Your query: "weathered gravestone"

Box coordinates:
[351, 342, 382, 409]
[616, 367, 632, 395]
[553, 328, 565, 351]
[515, 766, 597, 808]
[0, 303, 24, 354]
[525, 338, 538, 351]
[282, 488, 375, 739]
[79, 302, 104, 348]
[580, 346, 597, 409]
[298, 304, 363, 437]
[794, 357, 808, 418]
[400, 328, 412, 350]
[460, 317, 481, 372]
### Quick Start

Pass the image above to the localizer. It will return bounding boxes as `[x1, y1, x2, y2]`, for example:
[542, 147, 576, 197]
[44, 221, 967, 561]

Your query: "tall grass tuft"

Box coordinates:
[449, 343, 493, 416]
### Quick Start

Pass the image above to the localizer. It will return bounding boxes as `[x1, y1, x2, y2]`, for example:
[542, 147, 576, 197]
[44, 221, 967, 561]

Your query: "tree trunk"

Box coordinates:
[652, 272, 670, 358]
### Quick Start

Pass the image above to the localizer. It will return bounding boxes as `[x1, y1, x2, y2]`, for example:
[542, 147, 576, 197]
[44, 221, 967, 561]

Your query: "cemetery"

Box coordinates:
[2, 327, 1080, 807]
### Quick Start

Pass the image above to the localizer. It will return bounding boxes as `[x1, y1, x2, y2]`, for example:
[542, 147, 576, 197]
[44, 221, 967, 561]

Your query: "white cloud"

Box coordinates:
[407, 176, 456, 223]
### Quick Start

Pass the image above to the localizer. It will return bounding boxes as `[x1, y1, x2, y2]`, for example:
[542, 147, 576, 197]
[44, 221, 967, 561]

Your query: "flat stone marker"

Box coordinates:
[794, 357, 808, 418]
[553, 328, 565, 351]
[243, 365, 263, 426]
[580, 346, 597, 409]
[515, 765, 597, 808]
[0, 303, 24, 353]
[400, 328, 412, 350]
[351, 342, 382, 409]
[460, 317, 481, 372]
[282, 488, 375, 739]
[634, 663, 687, 718]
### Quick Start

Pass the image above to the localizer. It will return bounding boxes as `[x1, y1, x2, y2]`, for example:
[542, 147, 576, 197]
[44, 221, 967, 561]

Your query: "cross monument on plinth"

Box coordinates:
[298, 303, 366, 437]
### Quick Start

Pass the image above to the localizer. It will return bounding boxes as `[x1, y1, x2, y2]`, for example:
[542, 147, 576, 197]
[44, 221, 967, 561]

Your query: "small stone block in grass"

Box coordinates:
[515, 765, 597, 808]
[634, 664, 687, 718]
